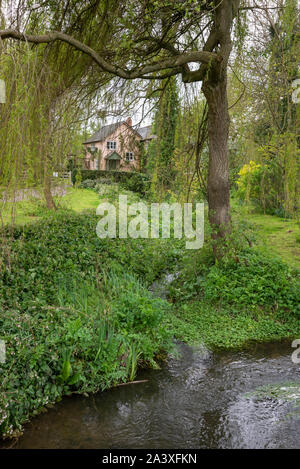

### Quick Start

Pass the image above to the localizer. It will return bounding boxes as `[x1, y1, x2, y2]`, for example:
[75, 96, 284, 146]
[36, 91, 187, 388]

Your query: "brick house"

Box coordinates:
[83, 117, 154, 172]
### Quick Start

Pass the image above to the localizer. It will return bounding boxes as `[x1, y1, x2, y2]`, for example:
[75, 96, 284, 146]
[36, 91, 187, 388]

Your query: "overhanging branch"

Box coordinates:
[0, 29, 220, 80]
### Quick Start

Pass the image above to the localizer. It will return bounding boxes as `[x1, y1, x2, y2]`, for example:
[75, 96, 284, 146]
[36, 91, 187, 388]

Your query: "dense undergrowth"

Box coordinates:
[166, 216, 300, 349]
[0, 208, 179, 438]
[0, 185, 299, 438]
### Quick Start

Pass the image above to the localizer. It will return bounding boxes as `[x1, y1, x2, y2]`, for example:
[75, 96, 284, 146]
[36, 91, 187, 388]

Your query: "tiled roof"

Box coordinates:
[83, 122, 123, 144]
[137, 125, 154, 140]
[83, 121, 155, 145]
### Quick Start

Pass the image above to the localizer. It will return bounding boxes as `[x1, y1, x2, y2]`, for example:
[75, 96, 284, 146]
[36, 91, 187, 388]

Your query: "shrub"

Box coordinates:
[203, 249, 300, 313]
[120, 172, 151, 196]
[80, 178, 97, 189]
[236, 160, 262, 204]
[171, 243, 300, 314]
[236, 156, 299, 217]
[246, 161, 285, 215]
[72, 169, 150, 196]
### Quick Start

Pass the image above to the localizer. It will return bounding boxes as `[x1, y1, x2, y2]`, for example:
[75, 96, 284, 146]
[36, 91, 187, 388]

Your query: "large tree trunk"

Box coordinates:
[201, 0, 239, 258]
[43, 166, 57, 210]
[202, 77, 231, 252]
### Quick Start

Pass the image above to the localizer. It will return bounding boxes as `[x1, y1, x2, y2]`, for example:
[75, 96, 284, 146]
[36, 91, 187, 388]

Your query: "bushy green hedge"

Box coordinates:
[72, 169, 150, 196]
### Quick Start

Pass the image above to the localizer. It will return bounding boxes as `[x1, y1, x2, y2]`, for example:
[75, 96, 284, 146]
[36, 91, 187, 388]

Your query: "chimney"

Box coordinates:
[126, 117, 132, 127]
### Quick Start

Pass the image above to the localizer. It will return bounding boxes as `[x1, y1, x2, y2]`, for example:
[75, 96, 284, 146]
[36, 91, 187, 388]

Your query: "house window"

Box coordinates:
[95, 159, 99, 170]
[107, 141, 116, 150]
[90, 143, 96, 151]
[125, 152, 134, 161]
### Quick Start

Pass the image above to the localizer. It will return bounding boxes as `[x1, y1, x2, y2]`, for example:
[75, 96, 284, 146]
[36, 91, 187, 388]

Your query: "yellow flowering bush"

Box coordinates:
[236, 160, 262, 202]
[237, 161, 261, 180]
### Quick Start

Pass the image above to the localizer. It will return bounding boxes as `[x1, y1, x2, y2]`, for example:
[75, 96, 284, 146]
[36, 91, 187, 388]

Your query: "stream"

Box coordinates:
[2, 273, 300, 449]
[5, 341, 300, 449]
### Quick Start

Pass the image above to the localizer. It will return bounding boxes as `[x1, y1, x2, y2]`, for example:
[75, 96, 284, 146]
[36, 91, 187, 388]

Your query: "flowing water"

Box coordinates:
[2, 274, 300, 449]
[5, 341, 300, 449]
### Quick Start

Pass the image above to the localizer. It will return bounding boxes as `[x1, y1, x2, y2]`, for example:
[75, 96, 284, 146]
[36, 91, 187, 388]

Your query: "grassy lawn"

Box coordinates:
[231, 201, 300, 269]
[245, 213, 300, 269]
[0, 187, 100, 226]
[57, 187, 100, 212]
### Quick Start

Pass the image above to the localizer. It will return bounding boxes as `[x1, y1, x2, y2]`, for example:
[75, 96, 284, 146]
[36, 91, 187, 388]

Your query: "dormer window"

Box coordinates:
[125, 152, 134, 161]
[107, 141, 116, 150]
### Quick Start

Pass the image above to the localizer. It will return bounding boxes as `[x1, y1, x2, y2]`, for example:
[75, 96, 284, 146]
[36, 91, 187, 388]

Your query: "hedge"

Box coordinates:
[72, 169, 143, 184]
[72, 169, 151, 196]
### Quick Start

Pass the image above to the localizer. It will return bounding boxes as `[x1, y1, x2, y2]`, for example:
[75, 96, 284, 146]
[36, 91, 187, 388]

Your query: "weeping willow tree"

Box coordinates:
[0, 45, 79, 217]
[0, 0, 114, 219]
[0, 46, 61, 216]
[0, 0, 245, 258]
[0, 47, 110, 220]
[265, 0, 300, 216]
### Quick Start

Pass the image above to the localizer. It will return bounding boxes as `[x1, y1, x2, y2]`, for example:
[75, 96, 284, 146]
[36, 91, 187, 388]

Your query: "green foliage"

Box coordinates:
[164, 220, 300, 350]
[73, 170, 150, 196]
[0, 42, 88, 211]
[169, 222, 300, 314]
[173, 96, 208, 203]
[120, 172, 151, 196]
[203, 249, 299, 313]
[165, 299, 300, 351]
[148, 77, 179, 197]
[236, 133, 300, 217]
[236, 159, 288, 215]
[112, 288, 169, 333]
[236, 160, 262, 202]
[0, 209, 178, 438]
[126, 344, 142, 382]
[80, 174, 150, 197]
[80, 178, 104, 189]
